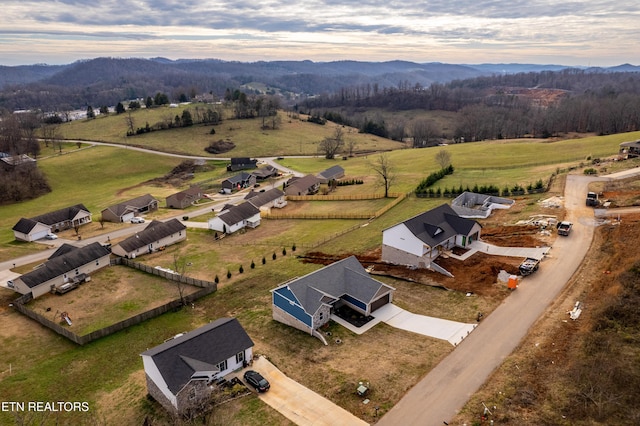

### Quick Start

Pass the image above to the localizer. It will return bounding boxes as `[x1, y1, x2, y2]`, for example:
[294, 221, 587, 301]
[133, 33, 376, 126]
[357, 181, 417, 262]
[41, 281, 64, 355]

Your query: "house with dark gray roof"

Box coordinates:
[9, 242, 111, 298]
[317, 165, 345, 183]
[283, 174, 321, 196]
[111, 219, 186, 258]
[221, 172, 256, 193]
[245, 188, 287, 210]
[207, 202, 261, 234]
[251, 165, 277, 181]
[382, 203, 481, 274]
[226, 157, 257, 172]
[271, 256, 395, 344]
[166, 186, 203, 209]
[101, 194, 158, 223]
[12, 204, 92, 241]
[141, 318, 254, 415]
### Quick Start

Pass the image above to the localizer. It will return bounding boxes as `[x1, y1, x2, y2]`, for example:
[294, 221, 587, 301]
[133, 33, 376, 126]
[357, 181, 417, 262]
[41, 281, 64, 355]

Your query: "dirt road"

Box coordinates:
[377, 173, 600, 426]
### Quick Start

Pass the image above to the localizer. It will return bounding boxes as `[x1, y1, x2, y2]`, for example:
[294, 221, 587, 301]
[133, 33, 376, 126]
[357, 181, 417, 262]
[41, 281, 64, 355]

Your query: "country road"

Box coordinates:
[376, 170, 636, 426]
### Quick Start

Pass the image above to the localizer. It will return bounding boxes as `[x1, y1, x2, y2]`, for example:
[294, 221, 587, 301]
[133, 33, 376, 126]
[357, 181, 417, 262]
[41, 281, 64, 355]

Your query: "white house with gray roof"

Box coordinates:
[141, 318, 254, 416]
[9, 242, 111, 298]
[207, 202, 261, 234]
[271, 256, 395, 344]
[382, 203, 481, 272]
[12, 204, 92, 241]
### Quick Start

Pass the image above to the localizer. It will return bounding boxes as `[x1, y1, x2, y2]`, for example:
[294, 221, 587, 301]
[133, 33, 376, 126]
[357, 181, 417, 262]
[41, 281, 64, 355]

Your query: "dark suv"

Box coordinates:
[243, 370, 270, 392]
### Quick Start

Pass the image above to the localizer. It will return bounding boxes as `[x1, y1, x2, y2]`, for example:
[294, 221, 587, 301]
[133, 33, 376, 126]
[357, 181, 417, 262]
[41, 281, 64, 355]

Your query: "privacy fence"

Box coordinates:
[12, 259, 217, 345]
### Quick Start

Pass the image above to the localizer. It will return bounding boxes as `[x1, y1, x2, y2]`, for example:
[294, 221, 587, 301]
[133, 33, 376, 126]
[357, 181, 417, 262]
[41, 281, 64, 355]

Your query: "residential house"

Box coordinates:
[619, 140, 640, 159]
[111, 219, 186, 258]
[221, 172, 256, 193]
[451, 192, 514, 219]
[271, 256, 395, 344]
[283, 175, 321, 196]
[245, 188, 287, 211]
[141, 318, 254, 416]
[8, 242, 111, 298]
[208, 202, 261, 234]
[166, 186, 203, 209]
[226, 157, 257, 172]
[251, 165, 277, 181]
[101, 194, 159, 223]
[382, 203, 481, 273]
[317, 165, 345, 183]
[12, 204, 92, 241]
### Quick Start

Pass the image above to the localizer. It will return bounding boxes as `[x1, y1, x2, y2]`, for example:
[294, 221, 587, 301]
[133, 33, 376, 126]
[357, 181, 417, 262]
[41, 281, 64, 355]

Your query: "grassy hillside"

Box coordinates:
[58, 106, 403, 157]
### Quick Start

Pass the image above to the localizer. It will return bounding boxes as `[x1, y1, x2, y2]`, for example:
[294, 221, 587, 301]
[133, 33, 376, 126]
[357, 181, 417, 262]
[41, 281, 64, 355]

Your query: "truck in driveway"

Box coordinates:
[557, 221, 573, 236]
[586, 191, 599, 207]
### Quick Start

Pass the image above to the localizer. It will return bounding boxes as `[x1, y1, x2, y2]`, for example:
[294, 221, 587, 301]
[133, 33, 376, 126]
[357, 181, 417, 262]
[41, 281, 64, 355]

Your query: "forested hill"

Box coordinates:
[1, 57, 628, 112]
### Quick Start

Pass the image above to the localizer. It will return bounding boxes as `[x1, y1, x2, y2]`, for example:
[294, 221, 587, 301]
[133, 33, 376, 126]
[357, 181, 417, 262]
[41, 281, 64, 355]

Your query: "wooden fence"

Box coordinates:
[12, 260, 217, 345]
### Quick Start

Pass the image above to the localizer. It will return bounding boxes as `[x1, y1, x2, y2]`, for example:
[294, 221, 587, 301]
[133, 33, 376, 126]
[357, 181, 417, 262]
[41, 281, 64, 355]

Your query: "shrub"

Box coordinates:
[239, 265, 244, 274]
[282, 248, 287, 256]
[272, 253, 277, 260]
[214, 275, 219, 284]
[262, 257, 266, 265]
[251, 260, 255, 269]
[226, 270, 232, 279]
[292, 244, 296, 252]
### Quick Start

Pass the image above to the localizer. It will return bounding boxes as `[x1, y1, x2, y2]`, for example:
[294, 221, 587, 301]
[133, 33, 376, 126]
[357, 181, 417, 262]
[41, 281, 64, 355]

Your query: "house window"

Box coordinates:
[216, 360, 227, 372]
[96, 260, 99, 266]
[319, 312, 324, 321]
[236, 351, 244, 364]
[75, 269, 79, 275]
[189, 387, 197, 401]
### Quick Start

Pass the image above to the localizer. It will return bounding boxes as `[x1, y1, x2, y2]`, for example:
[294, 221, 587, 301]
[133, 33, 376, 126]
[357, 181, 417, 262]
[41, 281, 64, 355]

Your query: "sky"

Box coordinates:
[0, 0, 638, 67]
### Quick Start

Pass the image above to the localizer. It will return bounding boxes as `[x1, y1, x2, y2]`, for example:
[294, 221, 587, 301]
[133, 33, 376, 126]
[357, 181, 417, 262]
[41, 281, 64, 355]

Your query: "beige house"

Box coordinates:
[9, 242, 111, 298]
[111, 219, 186, 258]
[101, 194, 159, 223]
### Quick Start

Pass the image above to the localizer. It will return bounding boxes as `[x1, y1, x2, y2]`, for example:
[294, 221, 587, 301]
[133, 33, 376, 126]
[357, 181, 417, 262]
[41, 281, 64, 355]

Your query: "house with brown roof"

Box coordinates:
[8, 242, 111, 298]
[141, 318, 254, 416]
[283, 175, 321, 196]
[12, 204, 92, 241]
[101, 194, 159, 223]
[111, 219, 186, 258]
[166, 186, 203, 209]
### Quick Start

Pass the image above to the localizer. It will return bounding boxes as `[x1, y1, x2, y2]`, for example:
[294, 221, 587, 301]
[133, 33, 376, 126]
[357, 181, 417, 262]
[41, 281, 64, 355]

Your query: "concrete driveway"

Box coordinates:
[241, 356, 368, 426]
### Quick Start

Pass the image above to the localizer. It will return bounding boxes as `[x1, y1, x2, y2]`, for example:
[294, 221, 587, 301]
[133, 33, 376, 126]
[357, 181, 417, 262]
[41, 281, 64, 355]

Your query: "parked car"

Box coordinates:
[243, 370, 270, 392]
[130, 217, 145, 224]
[45, 233, 58, 240]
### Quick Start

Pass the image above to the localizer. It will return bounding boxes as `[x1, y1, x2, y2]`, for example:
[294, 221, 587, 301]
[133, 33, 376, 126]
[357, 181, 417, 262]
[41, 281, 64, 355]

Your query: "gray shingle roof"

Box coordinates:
[114, 219, 186, 253]
[398, 203, 479, 247]
[245, 188, 284, 207]
[12, 218, 40, 233]
[102, 194, 157, 217]
[280, 256, 394, 315]
[218, 202, 260, 226]
[318, 165, 345, 180]
[29, 204, 90, 226]
[18, 242, 111, 289]
[141, 318, 254, 395]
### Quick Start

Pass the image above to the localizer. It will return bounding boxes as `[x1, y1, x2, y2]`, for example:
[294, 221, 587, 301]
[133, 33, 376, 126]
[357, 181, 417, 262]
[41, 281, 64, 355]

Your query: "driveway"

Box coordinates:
[240, 356, 368, 426]
[377, 172, 603, 426]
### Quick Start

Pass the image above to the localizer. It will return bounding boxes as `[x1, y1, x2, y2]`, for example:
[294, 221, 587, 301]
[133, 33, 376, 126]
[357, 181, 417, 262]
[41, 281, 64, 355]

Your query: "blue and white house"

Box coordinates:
[271, 256, 395, 343]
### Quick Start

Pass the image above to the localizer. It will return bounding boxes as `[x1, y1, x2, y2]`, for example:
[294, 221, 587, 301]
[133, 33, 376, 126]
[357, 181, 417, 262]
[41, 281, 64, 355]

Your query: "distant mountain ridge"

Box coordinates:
[0, 57, 638, 111]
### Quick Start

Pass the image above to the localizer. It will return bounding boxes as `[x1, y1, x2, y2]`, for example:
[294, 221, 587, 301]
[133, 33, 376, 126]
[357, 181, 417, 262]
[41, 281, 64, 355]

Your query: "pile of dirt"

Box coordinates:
[205, 139, 235, 154]
[145, 160, 213, 187]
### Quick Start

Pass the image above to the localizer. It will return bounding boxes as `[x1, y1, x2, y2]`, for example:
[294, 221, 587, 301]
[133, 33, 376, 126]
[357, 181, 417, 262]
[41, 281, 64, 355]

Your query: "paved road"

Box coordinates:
[378, 173, 602, 426]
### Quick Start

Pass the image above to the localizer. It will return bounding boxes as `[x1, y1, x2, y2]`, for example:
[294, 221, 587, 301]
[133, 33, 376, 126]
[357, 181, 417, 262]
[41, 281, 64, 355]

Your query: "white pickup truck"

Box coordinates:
[557, 221, 573, 236]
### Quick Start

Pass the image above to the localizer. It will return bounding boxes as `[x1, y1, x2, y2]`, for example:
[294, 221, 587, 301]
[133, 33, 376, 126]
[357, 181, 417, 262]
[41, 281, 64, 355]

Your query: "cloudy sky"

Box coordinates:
[1, 0, 638, 66]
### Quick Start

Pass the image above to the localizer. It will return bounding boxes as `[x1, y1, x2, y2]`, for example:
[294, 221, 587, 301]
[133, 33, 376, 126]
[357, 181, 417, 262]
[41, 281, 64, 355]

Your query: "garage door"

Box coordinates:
[370, 294, 390, 312]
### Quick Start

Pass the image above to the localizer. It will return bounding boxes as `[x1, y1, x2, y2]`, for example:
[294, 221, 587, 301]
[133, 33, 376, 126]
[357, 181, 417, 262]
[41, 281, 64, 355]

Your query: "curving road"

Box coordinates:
[377, 168, 640, 425]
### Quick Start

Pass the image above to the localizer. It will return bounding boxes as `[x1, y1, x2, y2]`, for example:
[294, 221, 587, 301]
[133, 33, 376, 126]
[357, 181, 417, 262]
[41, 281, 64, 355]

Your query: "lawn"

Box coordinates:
[26, 265, 203, 335]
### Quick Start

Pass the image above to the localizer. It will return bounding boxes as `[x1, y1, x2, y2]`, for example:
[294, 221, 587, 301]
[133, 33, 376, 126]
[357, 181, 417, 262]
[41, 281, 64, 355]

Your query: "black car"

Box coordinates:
[243, 370, 270, 392]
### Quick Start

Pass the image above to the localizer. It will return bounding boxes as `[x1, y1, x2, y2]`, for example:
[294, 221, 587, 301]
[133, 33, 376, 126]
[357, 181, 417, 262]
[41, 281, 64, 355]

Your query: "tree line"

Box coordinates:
[303, 70, 640, 142]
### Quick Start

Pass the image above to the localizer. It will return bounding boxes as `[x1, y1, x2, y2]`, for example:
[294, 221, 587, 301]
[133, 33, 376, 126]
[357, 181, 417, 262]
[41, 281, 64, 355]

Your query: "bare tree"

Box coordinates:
[371, 154, 395, 198]
[410, 118, 438, 148]
[172, 254, 188, 306]
[435, 149, 452, 169]
[125, 110, 136, 135]
[319, 127, 345, 159]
